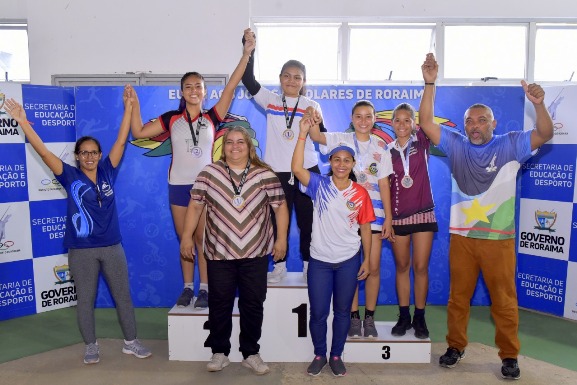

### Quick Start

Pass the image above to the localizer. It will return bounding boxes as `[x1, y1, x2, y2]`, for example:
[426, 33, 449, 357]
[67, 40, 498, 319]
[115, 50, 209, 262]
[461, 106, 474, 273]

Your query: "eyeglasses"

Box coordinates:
[78, 151, 100, 158]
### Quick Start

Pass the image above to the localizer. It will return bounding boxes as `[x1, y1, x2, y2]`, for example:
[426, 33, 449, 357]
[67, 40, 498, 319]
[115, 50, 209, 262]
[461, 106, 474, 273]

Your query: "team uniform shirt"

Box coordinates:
[320, 132, 393, 231]
[253, 87, 322, 172]
[438, 126, 533, 240]
[388, 128, 436, 220]
[158, 107, 222, 185]
[55, 157, 121, 249]
[302, 173, 375, 263]
[190, 160, 286, 260]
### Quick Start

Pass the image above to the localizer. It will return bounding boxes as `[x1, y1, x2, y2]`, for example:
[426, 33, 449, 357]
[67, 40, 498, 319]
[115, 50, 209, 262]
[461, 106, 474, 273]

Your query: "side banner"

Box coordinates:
[519, 85, 577, 320]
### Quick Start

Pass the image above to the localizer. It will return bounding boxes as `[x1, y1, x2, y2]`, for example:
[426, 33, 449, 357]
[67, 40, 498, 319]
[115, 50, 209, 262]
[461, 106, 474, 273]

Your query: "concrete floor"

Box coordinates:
[2, 339, 575, 385]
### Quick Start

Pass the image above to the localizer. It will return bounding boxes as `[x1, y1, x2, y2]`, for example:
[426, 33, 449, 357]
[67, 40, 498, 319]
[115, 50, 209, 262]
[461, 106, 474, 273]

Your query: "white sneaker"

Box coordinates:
[207, 353, 230, 372]
[267, 265, 287, 283]
[242, 353, 270, 375]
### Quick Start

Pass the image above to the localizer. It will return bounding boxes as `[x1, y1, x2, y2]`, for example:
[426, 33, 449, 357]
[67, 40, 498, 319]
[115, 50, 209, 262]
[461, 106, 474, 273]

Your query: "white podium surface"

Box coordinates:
[168, 272, 430, 363]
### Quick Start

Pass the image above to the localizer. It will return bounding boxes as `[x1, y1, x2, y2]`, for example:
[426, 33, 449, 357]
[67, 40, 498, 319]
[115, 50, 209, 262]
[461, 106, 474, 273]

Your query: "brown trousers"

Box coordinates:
[446, 234, 520, 359]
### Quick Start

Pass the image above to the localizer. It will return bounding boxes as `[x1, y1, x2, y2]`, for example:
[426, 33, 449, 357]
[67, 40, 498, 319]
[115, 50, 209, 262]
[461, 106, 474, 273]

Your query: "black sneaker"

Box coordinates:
[412, 315, 429, 339]
[307, 355, 327, 376]
[439, 347, 465, 368]
[501, 358, 521, 380]
[176, 288, 194, 307]
[194, 289, 208, 309]
[391, 316, 412, 337]
[329, 356, 346, 376]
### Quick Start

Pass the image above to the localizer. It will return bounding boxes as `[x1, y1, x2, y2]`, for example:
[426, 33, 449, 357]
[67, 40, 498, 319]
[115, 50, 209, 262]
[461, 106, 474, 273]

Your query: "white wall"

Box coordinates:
[1, 0, 26, 20]
[1, 0, 576, 84]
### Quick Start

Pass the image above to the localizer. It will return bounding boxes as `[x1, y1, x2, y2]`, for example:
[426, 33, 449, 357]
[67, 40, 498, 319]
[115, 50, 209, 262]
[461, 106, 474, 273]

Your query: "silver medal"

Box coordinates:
[401, 175, 413, 188]
[191, 146, 203, 158]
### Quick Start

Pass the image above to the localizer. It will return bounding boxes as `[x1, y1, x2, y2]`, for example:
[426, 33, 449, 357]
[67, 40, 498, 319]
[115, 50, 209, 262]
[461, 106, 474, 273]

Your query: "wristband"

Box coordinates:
[298, 137, 306, 141]
[425, 82, 435, 85]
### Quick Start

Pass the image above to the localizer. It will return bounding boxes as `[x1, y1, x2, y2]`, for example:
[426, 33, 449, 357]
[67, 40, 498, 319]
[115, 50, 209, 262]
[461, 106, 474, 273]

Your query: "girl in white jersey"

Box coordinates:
[241, 30, 325, 283]
[130, 30, 255, 308]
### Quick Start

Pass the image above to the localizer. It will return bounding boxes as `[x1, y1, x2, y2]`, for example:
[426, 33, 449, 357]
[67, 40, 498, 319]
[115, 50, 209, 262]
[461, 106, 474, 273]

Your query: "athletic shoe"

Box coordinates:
[307, 355, 327, 376]
[83, 343, 99, 364]
[363, 315, 378, 338]
[412, 315, 429, 339]
[501, 358, 521, 380]
[347, 318, 362, 338]
[242, 354, 270, 375]
[194, 289, 209, 309]
[207, 353, 230, 372]
[329, 356, 347, 376]
[267, 265, 287, 284]
[122, 339, 152, 359]
[439, 347, 465, 368]
[391, 315, 412, 336]
[176, 287, 194, 307]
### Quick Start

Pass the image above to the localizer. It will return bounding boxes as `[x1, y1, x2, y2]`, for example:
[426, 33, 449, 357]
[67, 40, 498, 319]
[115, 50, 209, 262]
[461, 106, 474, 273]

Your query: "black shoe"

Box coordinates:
[307, 355, 327, 376]
[501, 358, 521, 380]
[391, 316, 412, 337]
[194, 289, 208, 309]
[328, 356, 346, 376]
[439, 347, 465, 368]
[176, 288, 194, 307]
[412, 315, 429, 339]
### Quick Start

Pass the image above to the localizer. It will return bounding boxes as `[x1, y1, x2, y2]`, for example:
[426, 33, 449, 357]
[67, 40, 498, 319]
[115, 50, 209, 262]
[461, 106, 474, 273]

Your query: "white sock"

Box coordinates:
[124, 339, 134, 345]
[275, 261, 286, 270]
[303, 261, 309, 269]
[199, 283, 208, 292]
[184, 282, 193, 290]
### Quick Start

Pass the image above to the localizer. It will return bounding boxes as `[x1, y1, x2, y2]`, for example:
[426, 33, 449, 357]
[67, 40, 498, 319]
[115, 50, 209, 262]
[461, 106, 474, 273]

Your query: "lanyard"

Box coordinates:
[353, 134, 371, 172]
[282, 95, 301, 130]
[185, 109, 202, 147]
[224, 160, 251, 196]
[395, 136, 413, 177]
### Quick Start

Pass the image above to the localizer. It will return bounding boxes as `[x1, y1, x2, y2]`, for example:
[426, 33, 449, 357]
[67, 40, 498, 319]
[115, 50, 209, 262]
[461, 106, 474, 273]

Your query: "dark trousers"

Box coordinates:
[207, 256, 268, 358]
[271, 166, 319, 263]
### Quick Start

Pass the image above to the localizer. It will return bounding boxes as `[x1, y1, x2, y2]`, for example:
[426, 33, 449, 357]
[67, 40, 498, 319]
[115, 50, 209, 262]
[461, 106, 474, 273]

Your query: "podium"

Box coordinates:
[168, 273, 430, 363]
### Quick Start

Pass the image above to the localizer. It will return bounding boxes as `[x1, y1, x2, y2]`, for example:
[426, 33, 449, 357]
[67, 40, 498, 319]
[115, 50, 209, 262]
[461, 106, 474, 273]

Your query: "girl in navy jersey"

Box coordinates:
[388, 103, 438, 339]
[293, 115, 374, 377]
[5, 87, 151, 364]
[242, 30, 325, 283]
[130, 30, 255, 308]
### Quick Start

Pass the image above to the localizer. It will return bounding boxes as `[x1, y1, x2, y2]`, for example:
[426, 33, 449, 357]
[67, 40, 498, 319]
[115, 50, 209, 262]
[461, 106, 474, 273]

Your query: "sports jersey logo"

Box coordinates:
[534, 210, 557, 232]
[368, 162, 378, 175]
[346, 200, 356, 211]
[486, 154, 497, 173]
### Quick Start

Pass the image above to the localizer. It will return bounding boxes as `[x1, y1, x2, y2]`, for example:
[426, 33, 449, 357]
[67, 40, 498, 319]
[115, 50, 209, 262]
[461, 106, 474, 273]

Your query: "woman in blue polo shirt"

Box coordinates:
[4, 86, 151, 365]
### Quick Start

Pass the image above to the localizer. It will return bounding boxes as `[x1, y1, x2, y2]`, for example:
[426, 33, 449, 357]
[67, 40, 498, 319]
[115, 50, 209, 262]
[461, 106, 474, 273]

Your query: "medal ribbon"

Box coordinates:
[353, 134, 371, 175]
[396, 136, 413, 178]
[185, 109, 202, 147]
[282, 95, 301, 130]
[224, 159, 251, 197]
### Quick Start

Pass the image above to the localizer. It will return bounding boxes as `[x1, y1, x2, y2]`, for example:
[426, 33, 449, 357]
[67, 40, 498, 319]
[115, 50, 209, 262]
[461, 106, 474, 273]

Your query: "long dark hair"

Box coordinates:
[178, 72, 206, 111]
